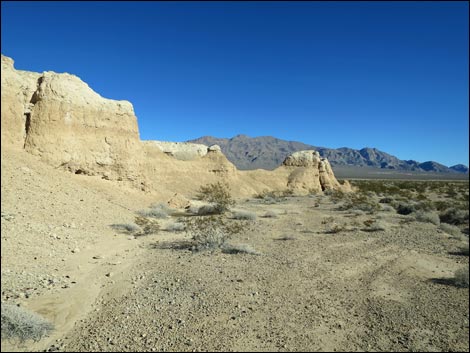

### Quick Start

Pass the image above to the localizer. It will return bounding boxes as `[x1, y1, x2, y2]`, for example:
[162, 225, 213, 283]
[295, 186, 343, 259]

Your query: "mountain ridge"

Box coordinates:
[188, 135, 468, 174]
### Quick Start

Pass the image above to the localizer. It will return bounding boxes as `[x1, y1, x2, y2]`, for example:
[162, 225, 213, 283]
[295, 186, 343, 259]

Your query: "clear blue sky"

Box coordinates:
[2, 1, 468, 167]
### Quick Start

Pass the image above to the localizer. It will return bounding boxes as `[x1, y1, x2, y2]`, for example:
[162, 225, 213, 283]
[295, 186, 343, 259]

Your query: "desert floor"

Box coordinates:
[1, 150, 469, 352]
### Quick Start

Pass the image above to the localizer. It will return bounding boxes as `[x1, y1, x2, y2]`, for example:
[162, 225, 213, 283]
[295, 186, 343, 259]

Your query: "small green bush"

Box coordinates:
[197, 182, 235, 214]
[338, 193, 380, 214]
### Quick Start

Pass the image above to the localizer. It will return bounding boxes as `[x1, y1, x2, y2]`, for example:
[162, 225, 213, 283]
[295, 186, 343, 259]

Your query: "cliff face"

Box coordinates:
[2, 54, 146, 186]
[1, 54, 348, 197]
[1, 55, 41, 149]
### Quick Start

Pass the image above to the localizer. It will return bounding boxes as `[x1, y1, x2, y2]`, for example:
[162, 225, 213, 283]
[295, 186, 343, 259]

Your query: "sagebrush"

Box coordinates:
[1, 304, 54, 342]
[197, 182, 235, 214]
[183, 215, 249, 251]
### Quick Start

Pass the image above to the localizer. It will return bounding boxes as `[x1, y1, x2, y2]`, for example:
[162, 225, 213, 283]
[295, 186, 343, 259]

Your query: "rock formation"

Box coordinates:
[2, 54, 146, 188]
[1, 54, 349, 198]
[281, 150, 350, 194]
[144, 141, 208, 160]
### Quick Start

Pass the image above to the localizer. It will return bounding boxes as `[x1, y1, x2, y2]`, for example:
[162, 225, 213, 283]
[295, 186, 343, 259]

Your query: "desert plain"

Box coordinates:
[1, 53, 469, 352]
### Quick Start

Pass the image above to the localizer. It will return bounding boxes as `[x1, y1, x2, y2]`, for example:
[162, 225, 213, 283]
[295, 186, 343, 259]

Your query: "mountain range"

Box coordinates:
[188, 135, 469, 174]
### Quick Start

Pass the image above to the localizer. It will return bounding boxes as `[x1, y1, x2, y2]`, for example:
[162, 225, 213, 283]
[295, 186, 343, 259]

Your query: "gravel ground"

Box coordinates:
[2, 150, 468, 352]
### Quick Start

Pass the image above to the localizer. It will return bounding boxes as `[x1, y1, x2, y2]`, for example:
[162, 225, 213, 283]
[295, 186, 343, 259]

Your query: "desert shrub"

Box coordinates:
[321, 216, 335, 225]
[453, 267, 469, 288]
[416, 193, 428, 201]
[415, 210, 440, 225]
[277, 235, 296, 241]
[150, 202, 173, 212]
[324, 223, 345, 234]
[379, 197, 394, 204]
[362, 220, 387, 232]
[187, 203, 219, 216]
[164, 222, 185, 232]
[136, 208, 168, 219]
[380, 205, 395, 212]
[1, 304, 54, 342]
[110, 223, 142, 234]
[459, 242, 469, 256]
[439, 208, 469, 226]
[325, 189, 345, 203]
[349, 209, 366, 216]
[262, 210, 278, 218]
[134, 216, 160, 235]
[254, 189, 292, 202]
[394, 202, 415, 215]
[433, 200, 453, 211]
[439, 223, 462, 237]
[221, 243, 260, 255]
[414, 200, 436, 212]
[232, 210, 257, 220]
[254, 189, 273, 199]
[339, 193, 380, 214]
[197, 182, 235, 214]
[183, 215, 248, 251]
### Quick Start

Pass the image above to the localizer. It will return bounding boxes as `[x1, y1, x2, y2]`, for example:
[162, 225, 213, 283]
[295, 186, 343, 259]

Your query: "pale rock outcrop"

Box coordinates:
[2, 55, 146, 187]
[167, 193, 191, 209]
[144, 141, 208, 160]
[1, 54, 349, 198]
[207, 144, 221, 152]
[281, 150, 350, 194]
[1, 55, 41, 149]
[203, 145, 237, 176]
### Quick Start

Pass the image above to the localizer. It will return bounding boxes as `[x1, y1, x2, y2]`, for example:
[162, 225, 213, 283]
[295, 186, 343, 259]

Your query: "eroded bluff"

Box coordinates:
[1, 54, 349, 197]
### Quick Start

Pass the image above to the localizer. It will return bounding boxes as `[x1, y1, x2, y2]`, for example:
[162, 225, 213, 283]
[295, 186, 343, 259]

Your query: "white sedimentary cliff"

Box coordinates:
[1, 54, 349, 197]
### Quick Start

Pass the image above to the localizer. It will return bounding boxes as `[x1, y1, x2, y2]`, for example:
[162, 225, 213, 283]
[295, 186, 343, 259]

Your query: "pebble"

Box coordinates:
[72, 248, 80, 253]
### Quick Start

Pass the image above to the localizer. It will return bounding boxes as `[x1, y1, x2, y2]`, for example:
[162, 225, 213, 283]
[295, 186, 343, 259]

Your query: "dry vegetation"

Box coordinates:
[2, 178, 469, 352]
[1, 304, 54, 343]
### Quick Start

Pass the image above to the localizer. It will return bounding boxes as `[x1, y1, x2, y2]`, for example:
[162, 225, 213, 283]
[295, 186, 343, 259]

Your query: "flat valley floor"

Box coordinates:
[1, 150, 469, 352]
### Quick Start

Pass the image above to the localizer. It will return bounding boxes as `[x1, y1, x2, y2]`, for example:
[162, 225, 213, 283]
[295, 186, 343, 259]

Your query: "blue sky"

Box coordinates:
[2, 1, 468, 166]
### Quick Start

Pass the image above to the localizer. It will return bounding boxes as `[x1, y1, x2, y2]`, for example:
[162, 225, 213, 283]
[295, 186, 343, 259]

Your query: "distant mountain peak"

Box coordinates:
[188, 135, 468, 174]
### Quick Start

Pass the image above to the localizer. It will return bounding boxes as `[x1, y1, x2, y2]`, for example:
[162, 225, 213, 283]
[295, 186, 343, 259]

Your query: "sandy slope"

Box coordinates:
[1, 148, 469, 352]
